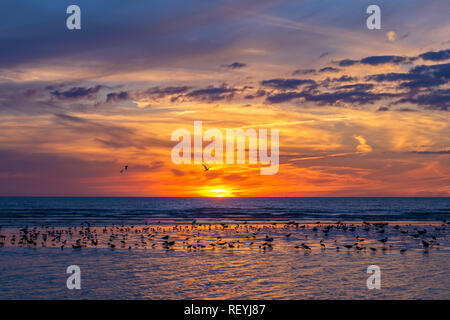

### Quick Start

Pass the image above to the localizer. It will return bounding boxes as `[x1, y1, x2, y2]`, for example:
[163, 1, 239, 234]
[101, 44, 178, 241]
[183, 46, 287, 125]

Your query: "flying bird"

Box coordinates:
[202, 163, 210, 171]
[120, 165, 129, 173]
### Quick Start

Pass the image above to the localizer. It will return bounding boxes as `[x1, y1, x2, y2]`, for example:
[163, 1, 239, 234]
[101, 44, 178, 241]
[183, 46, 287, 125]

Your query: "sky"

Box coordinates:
[0, 0, 449, 196]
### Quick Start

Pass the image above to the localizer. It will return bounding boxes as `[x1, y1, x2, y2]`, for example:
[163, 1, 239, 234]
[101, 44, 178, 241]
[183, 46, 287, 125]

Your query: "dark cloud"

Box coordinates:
[318, 67, 339, 73]
[244, 89, 266, 99]
[367, 62, 450, 90]
[266, 83, 393, 105]
[186, 85, 240, 102]
[338, 55, 414, 67]
[292, 69, 315, 76]
[411, 150, 450, 154]
[337, 59, 358, 67]
[336, 83, 374, 91]
[360, 55, 413, 66]
[419, 49, 450, 62]
[261, 78, 315, 90]
[106, 91, 130, 103]
[366, 73, 421, 82]
[222, 62, 246, 69]
[396, 108, 418, 112]
[265, 91, 304, 103]
[410, 62, 450, 80]
[399, 77, 446, 89]
[51, 85, 103, 100]
[395, 89, 450, 110]
[332, 75, 356, 82]
[320, 76, 357, 87]
[301, 90, 392, 106]
[141, 86, 191, 98]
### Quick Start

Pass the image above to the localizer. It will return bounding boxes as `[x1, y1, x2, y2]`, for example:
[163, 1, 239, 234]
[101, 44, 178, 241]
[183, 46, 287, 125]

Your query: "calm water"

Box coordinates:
[1, 246, 448, 299]
[0, 197, 448, 227]
[1, 197, 448, 299]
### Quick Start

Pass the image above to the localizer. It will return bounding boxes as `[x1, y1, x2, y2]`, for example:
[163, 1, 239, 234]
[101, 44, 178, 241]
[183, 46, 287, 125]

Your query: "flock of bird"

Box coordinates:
[0, 220, 447, 254]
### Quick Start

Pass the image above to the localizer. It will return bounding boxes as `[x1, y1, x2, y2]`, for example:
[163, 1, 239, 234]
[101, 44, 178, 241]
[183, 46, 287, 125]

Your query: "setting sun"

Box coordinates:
[205, 188, 233, 198]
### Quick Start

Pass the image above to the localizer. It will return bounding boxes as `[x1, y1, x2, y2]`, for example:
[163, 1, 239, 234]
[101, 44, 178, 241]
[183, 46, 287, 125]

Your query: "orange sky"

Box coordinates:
[0, 1, 449, 196]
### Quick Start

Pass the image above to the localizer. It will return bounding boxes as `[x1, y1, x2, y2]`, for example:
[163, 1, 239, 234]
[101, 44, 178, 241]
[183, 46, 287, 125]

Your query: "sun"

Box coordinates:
[205, 188, 233, 198]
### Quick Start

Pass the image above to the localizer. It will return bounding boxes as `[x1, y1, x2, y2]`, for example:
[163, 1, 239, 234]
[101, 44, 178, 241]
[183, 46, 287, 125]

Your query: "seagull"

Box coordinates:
[120, 165, 129, 173]
[301, 243, 311, 250]
[202, 163, 210, 171]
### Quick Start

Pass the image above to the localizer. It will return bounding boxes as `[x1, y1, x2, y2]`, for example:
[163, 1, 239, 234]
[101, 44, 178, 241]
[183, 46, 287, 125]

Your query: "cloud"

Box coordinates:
[336, 83, 374, 91]
[106, 91, 130, 103]
[354, 136, 372, 153]
[338, 55, 415, 67]
[266, 84, 392, 105]
[396, 107, 418, 112]
[360, 55, 412, 66]
[337, 59, 358, 67]
[331, 75, 356, 82]
[318, 67, 339, 73]
[261, 78, 315, 90]
[367, 62, 450, 90]
[411, 150, 450, 154]
[419, 49, 450, 62]
[244, 89, 266, 99]
[222, 62, 247, 69]
[139, 86, 191, 99]
[395, 89, 450, 110]
[265, 91, 304, 103]
[50, 85, 104, 100]
[292, 69, 315, 76]
[186, 85, 240, 102]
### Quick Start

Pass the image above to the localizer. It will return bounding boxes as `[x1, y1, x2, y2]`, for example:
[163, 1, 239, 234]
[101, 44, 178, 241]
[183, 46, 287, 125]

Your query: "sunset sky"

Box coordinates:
[0, 0, 449, 196]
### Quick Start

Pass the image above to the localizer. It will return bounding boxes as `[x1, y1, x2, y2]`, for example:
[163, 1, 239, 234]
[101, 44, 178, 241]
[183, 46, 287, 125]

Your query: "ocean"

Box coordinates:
[0, 197, 449, 299]
[0, 197, 448, 227]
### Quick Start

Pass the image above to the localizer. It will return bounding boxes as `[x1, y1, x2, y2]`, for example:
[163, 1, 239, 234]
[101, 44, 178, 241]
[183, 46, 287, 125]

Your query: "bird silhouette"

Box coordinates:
[202, 163, 210, 171]
[120, 165, 129, 173]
